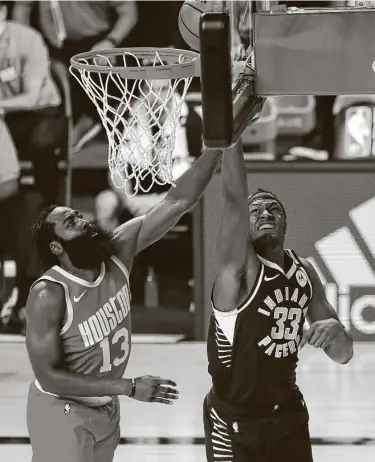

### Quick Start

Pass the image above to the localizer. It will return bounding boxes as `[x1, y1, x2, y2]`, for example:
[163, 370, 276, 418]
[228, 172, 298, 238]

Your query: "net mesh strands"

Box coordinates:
[70, 48, 198, 195]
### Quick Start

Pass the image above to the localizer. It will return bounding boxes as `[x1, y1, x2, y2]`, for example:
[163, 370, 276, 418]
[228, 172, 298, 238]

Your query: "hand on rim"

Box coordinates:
[91, 40, 117, 66]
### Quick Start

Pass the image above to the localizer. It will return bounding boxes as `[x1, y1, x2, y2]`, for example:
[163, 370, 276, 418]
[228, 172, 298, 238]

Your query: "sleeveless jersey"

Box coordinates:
[32, 255, 131, 406]
[207, 249, 313, 411]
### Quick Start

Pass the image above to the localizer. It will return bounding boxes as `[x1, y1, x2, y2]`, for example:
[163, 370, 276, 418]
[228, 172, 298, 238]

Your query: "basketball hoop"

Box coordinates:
[70, 48, 199, 195]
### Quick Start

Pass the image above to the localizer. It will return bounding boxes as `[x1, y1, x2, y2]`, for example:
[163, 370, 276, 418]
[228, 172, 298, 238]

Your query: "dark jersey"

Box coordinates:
[207, 249, 313, 411]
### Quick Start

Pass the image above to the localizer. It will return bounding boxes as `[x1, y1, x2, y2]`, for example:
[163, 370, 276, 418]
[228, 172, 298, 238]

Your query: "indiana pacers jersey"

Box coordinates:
[207, 249, 313, 410]
[31, 255, 131, 406]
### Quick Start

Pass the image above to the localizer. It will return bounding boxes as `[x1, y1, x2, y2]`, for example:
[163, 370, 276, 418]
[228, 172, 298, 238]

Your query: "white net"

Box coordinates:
[70, 49, 198, 195]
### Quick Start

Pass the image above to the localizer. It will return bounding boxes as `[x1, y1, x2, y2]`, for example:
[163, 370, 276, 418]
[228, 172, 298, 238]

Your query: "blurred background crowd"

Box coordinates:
[0, 0, 374, 337]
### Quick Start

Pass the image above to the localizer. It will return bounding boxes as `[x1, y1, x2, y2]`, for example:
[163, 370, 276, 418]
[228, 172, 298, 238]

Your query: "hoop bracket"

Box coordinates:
[200, 13, 262, 149]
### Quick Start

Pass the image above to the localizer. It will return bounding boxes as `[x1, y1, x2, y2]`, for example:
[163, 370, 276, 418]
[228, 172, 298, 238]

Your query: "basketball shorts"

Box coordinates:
[203, 394, 313, 462]
[27, 382, 120, 462]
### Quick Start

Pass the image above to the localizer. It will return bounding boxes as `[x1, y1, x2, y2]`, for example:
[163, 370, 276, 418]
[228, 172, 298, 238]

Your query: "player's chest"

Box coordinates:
[238, 274, 312, 359]
[69, 280, 131, 347]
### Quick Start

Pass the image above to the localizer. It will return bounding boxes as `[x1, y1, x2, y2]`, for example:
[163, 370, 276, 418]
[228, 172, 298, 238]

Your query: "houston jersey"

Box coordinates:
[32, 256, 131, 405]
[207, 249, 313, 410]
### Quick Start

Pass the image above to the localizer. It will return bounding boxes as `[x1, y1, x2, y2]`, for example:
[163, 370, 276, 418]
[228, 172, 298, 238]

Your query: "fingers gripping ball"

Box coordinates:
[178, 1, 211, 51]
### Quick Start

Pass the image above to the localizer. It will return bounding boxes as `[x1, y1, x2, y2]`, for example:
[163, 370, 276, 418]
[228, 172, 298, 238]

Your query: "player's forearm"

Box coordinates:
[166, 148, 222, 206]
[108, 3, 138, 44]
[0, 91, 40, 112]
[12, 2, 32, 24]
[216, 141, 249, 265]
[325, 329, 354, 364]
[40, 369, 132, 397]
[222, 140, 248, 205]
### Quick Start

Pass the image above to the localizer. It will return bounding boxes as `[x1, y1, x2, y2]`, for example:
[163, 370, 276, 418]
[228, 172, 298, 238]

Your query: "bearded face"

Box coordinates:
[59, 223, 116, 270]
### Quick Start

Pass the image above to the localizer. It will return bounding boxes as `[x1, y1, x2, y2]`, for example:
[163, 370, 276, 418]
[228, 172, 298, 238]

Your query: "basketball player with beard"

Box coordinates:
[25, 145, 223, 462]
[204, 141, 354, 462]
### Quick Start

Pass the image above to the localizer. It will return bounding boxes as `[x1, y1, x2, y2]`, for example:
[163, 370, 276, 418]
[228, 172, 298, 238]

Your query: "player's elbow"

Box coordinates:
[34, 368, 58, 394]
[31, 361, 62, 394]
[29, 91, 42, 108]
[32, 364, 54, 393]
[20, 88, 42, 109]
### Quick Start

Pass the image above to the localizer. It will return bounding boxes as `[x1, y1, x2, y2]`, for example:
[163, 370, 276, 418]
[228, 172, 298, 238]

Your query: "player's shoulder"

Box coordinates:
[27, 280, 66, 327]
[29, 279, 65, 305]
[7, 21, 45, 48]
[286, 248, 307, 265]
[289, 253, 318, 283]
[7, 21, 41, 39]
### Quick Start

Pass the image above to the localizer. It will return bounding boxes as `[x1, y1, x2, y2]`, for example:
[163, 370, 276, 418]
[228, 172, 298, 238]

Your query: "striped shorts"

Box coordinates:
[203, 394, 313, 462]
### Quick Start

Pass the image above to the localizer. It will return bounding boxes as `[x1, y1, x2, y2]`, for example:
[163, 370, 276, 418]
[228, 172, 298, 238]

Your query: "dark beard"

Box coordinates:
[61, 224, 115, 270]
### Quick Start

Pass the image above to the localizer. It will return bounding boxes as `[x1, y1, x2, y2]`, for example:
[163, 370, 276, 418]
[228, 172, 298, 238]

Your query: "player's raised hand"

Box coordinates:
[132, 375, 179, 404]
[299, 319, 342, 350]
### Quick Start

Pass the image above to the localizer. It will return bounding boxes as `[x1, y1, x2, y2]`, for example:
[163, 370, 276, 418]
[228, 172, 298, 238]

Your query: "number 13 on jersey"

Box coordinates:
[99, 326, 130, 373]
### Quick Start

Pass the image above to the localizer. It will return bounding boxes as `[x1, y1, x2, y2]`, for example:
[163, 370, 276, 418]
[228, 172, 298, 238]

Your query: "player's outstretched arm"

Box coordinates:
[212, 140, 260, 312]
[26, 281, 179, 403]
[112, 147, 222, 268]
[300, 259, 354, 364]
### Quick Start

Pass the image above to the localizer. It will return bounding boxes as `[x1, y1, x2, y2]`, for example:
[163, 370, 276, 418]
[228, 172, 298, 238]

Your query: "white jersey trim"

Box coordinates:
[37, 275, 74, 335]
[35, 379, 59, 397]
[34, 379, 112, 406]
[283, 250, 297, 279]
[110, 256, 130, 283]
[290, 250, 314, 298]
[213, 310, 237, 345]
[257, 254, 284, 273]
[52, 262, 106, 287]
[258, 250, 298, 280]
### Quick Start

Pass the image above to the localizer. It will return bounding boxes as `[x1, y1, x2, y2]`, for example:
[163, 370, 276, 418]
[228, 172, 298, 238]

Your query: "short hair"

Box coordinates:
[31, 204, 60, 272]
[248, 188, 287, 218]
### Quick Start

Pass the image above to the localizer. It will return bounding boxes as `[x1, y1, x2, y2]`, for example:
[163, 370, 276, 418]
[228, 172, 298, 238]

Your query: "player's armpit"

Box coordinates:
[212, 266, 246, 312]
[26, 281, 132, 397]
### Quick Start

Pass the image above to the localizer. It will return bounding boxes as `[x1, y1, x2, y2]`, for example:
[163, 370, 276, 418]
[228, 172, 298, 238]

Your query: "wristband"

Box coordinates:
[129, 378, 136, 398]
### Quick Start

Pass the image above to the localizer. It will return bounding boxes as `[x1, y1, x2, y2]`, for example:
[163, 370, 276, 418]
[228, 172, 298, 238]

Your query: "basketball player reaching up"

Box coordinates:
[204, 140, 354, 462]
[25, 145, 222, 462]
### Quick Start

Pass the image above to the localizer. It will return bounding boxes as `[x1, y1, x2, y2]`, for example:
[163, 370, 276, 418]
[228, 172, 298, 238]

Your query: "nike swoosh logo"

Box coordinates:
[264, 275, 280, 282]
[73, 290, 87, 303]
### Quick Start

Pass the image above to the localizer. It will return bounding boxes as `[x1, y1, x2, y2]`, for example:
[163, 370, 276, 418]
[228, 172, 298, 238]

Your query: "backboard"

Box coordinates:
[199, 1, 265, 148]
[253, 6, 375, 95]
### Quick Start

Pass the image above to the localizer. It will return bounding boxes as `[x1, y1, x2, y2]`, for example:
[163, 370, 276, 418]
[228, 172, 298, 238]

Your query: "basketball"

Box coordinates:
[178, 1, 210, 51]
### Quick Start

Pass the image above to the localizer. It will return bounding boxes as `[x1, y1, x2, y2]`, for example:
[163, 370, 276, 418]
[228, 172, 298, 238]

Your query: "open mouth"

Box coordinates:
[258, 223, 275, 231]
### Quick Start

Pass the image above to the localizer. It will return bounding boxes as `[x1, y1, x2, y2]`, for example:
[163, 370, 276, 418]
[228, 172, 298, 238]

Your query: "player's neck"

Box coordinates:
[256, 247, 285, 270]
[59, 262, 101, 283]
